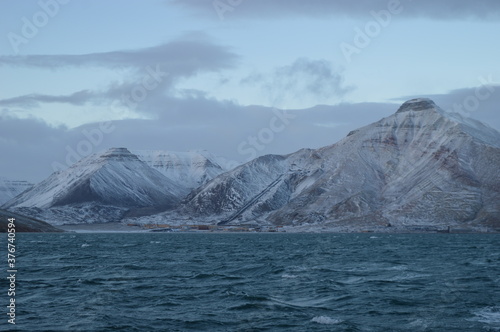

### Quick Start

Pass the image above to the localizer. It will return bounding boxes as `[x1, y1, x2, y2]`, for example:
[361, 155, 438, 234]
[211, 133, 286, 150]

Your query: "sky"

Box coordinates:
[0, 0, 499, 182]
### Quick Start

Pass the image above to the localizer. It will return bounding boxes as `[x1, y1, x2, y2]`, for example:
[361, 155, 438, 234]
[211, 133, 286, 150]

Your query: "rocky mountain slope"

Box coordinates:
[175, 99, 500, 231]
[3, 148, 183, 224]
[0, 209, 63, 232]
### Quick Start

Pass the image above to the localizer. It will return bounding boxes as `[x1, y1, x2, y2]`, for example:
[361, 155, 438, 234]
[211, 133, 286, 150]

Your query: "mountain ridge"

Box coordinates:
[166, 98, 500, 231]
[133, 150, 234, 195]
[3, 99, 499, 231]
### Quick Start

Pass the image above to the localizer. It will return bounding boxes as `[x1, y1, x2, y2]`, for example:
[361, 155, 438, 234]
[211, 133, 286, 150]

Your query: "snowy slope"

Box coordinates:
[0, 178, 33, 205]
[3, 148, 183, 224]
[175, 99, 500, 230]
[133, 150, 233, 195]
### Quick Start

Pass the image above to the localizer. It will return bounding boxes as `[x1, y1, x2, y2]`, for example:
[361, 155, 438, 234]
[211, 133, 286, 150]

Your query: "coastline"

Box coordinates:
[55, 222, 499, 234]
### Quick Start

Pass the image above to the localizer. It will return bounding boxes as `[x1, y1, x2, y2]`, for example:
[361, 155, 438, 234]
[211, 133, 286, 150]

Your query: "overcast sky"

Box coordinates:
[1, 0, 499, 182]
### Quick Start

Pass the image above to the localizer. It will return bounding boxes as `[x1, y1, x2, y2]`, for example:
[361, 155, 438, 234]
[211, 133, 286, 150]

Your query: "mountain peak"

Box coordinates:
[3, 146, 182, 219]
[396, 98, 437, 114]
[99, 147, 138, 161]
[178, 98, 500, 230]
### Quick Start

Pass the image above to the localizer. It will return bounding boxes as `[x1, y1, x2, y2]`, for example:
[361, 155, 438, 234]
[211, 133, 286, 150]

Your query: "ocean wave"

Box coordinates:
[311, 316, 343, 325]
[470, 307, 500, 326]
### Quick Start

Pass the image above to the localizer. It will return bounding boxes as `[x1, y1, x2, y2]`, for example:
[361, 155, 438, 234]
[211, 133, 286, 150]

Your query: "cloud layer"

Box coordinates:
[0, 33, 238, 73]
[171, 0, 500, 20]
[0, 90, 95, 108]
[0, 99, 395, 182]
[3, 85, 499, 184]
[0, 33, 239, 112]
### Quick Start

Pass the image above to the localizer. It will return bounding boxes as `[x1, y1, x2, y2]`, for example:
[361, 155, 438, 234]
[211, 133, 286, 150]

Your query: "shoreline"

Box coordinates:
[54, 222, 499, 234]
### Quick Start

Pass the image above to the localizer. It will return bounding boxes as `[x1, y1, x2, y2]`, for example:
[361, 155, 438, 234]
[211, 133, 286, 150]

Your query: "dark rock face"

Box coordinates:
[0, 209, 63, 232]
[396, 98, 437, 113]
[100, 147, 141, 161]
[52, 179, 98, 207]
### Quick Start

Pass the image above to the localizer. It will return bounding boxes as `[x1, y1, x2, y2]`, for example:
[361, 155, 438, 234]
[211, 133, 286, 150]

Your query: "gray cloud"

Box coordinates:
[0, 90, 96, 108]
[170, 0, 500, 20]
[1, 57, 353, 117]
[0, 115, 69, 182]
[241, 58, 353, 106]
[0, 32, 238, 75]
[0, 33, 238, 110]
[0, 97, 393, 182]
[0, 83, 163, 110]
[2, 90, 499, 184]
[273, 58, 353, 98]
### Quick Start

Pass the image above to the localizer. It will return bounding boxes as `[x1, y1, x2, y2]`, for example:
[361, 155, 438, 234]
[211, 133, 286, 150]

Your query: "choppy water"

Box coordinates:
[2, 233, 500, 331]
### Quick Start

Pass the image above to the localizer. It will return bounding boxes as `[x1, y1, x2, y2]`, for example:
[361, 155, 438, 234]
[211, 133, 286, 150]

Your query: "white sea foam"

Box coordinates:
[288, 265, 308, 272]
[470, 307, 500, 326]
[81, 243, 90, 248]
[281, 273, 298, 279]
[407, 317, 432, 330]
[311, 316, 342, 325]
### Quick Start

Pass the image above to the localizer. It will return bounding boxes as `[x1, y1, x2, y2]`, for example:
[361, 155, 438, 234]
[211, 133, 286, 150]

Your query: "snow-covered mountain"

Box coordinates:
[133, 150, 234, 195]
[4, 99, 499, 231]
[3, 148, 183, 224]
[175, 99, 500, 231]
[0, 178, 33, 205]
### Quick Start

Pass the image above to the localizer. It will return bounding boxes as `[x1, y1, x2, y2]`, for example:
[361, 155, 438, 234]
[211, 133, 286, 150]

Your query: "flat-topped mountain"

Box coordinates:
[3, 148, 183, 224]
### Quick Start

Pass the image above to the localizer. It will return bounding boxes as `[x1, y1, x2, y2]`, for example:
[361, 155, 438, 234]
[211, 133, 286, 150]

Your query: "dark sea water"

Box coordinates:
[2, 233, 500, 331]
